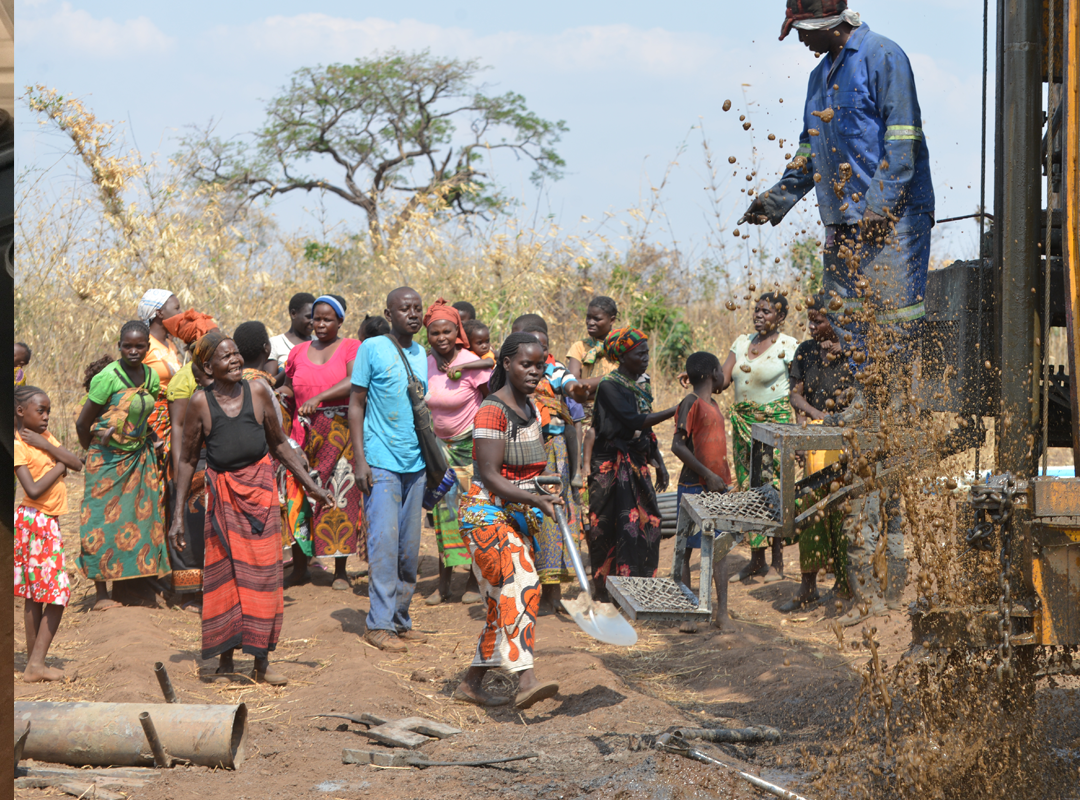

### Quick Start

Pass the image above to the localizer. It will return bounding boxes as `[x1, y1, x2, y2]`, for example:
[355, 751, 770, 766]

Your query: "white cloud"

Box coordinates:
[209, 15, 718, 77]
[21, 2, 174, 58]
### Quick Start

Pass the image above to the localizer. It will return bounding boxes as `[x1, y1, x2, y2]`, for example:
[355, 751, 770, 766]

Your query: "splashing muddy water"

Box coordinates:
[794, 243, 1079, 799]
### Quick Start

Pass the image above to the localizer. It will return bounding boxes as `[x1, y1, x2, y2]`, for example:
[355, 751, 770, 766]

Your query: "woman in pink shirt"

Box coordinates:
[423, 299, 490, 605]
[281, 296, 364, 591]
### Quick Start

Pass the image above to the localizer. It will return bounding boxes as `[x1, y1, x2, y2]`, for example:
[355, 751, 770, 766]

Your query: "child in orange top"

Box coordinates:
[671, 351, 732, 634]
[14, 385, 83, 682]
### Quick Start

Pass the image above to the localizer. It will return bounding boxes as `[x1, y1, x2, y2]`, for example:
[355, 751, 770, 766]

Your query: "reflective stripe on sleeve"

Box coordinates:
[796, 143, 812, 157]
[827, 299, 926, 323]
[877, 301, 926, 323]
[884, 125, 924, 141]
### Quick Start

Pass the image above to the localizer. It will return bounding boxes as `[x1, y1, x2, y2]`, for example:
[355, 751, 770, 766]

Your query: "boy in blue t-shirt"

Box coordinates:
[349, 287, 428, 653]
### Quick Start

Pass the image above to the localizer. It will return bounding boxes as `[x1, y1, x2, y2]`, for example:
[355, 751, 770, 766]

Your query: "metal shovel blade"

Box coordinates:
[560, 594, 638, 647]
[552, 504, 637, 647]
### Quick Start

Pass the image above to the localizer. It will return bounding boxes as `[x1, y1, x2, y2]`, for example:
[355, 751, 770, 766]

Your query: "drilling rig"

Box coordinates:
[607, 0, 1078, 672]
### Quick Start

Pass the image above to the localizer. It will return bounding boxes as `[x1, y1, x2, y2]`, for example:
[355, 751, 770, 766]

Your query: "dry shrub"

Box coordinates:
[17, 90, 811, 448]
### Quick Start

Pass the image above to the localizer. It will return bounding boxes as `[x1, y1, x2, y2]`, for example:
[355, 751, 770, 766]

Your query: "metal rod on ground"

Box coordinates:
[138, 712, 172, 768]
[656, 733, 813, 800]
[413, 752, 539, 769]
[154, 662, 178, 704]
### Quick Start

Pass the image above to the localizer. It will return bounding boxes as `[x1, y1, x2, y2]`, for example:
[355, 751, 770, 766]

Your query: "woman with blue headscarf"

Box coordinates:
[280, 295, 366, 590]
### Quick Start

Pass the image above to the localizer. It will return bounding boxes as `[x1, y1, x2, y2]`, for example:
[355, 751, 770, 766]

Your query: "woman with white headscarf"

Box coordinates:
[138, 289, 182, 469]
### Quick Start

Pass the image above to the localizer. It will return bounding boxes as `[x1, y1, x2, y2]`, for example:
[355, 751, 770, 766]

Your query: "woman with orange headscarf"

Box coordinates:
[586, 328, 677, 593]
[421, 299, 490, 605]
[162, 310, 220, 609]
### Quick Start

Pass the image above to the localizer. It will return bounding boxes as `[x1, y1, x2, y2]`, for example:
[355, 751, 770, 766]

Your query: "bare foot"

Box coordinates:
[92, 598, 122, 612]
[23, 665, 65, 682]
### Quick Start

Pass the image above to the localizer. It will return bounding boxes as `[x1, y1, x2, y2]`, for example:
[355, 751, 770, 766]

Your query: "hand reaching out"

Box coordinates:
[738, 196, 769, 226]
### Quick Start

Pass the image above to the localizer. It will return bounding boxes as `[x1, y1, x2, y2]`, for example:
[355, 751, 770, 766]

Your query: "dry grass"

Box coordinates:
[15, 91, 826, 454]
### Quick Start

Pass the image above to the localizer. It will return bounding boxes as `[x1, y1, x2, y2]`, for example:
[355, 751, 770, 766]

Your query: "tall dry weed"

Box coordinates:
[17, 92, 820, 449]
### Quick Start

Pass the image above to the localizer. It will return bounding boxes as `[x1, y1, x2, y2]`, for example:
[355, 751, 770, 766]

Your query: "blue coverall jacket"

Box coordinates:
[760, 23, 935, 364]
[759, 22, 935, 225]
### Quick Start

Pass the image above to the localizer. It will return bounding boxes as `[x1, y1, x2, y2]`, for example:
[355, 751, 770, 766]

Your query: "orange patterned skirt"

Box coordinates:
[201, 455, 283, 660]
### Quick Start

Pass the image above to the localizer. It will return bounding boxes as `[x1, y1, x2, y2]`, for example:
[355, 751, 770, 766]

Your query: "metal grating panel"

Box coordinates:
[694, 484, 781, 522]
[606, 576, 710, 622]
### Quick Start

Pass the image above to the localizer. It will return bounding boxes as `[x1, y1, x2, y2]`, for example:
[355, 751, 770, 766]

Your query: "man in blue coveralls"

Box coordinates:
[742, 0, 932, 622]
[742, 0, 934, 427]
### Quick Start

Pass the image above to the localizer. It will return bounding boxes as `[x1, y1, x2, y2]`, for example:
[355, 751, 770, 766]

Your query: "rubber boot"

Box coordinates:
[837, 494, 887, 627]
[882, 495, 906, 610]
[885, 554, 907, 611]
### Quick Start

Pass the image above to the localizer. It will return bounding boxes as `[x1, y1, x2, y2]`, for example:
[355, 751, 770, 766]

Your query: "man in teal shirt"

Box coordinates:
[349, 287, 428, 652]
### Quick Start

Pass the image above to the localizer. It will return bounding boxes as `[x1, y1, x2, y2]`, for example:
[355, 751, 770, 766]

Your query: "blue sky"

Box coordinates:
[17, 0, 995, 262]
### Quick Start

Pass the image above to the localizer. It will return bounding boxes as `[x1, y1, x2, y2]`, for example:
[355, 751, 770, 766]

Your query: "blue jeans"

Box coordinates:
[364, 467, 425, 633]
[823, 213, 932, 374]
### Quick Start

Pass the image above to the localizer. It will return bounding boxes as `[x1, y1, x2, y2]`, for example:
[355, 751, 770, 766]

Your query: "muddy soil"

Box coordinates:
[13, 474, 1080, 799]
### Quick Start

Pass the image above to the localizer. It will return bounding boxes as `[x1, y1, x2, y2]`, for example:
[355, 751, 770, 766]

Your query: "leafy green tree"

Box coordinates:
[186, 50, 567, 253]
[788, 236, 823, 294]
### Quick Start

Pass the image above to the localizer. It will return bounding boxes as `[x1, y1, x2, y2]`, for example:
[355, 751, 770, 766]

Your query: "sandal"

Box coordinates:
[251, 667, 288, 686]
[778, 591, 820, 613]
[761, 566, 785, 584]
[515, 681, 559, 710]
[729, 562, 766, 582]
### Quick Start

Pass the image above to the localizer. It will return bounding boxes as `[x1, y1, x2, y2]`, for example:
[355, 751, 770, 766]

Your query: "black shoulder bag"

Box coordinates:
[384, 335, 449, 489]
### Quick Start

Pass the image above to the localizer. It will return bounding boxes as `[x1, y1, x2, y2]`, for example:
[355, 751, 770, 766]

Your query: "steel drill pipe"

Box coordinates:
[153, 662, 178, 704]
[996, 0, 1043, 477]
[14, 701, 248, 769]
[138, 712, 172, 768]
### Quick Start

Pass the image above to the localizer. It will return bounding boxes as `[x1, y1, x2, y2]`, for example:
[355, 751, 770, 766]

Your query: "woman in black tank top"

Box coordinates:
[170, 333, 330, 686]
[203, 380, 269, 472]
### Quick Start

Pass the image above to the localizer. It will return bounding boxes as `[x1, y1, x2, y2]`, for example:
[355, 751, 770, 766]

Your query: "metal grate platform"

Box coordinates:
[695, 485, 781, 521]
[681, 485, 782, 539]
[605, 490, 747, 623]
[606, 576, 710, 622]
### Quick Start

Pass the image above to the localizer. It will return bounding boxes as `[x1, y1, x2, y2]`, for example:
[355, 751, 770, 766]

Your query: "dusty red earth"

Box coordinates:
[13, 474, 1080, 799]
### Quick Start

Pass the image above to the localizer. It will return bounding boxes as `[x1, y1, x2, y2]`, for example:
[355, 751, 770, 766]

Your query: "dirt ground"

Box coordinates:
[13, 472, 1080, 800]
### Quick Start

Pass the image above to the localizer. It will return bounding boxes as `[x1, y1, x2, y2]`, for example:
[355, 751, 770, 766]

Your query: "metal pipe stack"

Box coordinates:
[657, 492, 679, 538]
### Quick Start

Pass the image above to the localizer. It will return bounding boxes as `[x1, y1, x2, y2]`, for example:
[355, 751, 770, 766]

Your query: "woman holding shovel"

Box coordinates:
[455, 332, 564, 710]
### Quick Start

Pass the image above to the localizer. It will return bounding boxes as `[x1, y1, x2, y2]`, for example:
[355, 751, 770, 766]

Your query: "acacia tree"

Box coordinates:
[186, 50, 567, 253]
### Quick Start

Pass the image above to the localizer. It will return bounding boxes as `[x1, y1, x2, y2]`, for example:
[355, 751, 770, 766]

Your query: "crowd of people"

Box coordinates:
[14, 284, 861, 698]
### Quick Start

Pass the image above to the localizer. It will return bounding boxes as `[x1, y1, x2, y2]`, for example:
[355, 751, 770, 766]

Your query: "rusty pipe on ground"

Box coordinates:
[154, 662, 178, 704]
[138, 712, 172, 768]
[671, 725, 782, 744]
[14, 701, 248, 769]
